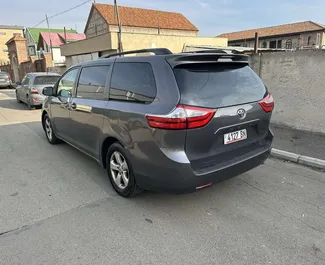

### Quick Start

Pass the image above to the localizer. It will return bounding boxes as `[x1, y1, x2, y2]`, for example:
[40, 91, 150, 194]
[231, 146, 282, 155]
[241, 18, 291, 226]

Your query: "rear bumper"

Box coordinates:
[30, 94, 46, 105]
[135, 131, 273, 194]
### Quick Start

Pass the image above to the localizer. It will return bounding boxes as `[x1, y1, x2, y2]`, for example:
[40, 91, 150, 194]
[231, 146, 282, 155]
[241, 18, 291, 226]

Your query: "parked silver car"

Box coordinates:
[16, 72, 60, 109]
[0, 71, 12, 88]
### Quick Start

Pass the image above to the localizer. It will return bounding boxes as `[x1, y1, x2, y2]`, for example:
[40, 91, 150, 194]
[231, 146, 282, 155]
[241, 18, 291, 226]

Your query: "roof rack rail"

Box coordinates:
[184, 49, 228, 54]
[100, 48, 173, 58]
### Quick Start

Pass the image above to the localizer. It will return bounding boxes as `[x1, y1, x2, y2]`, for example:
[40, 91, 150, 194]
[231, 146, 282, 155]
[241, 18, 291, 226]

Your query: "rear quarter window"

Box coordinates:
[110, 62, 157, 104]
[173, 64, 266, 108]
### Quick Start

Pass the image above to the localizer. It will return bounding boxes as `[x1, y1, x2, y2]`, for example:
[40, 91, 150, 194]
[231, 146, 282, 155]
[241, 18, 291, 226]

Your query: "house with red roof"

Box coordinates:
[37, 32, 85, 65]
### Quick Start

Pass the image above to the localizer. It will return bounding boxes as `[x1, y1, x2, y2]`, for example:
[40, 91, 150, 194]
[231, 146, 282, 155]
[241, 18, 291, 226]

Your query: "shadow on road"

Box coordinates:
[0, 98, 41, 111]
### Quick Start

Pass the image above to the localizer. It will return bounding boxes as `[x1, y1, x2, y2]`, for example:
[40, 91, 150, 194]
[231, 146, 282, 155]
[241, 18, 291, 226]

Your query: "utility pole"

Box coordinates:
[45, 14, 53, 61]
[254, 32, 259, 54]
[114, 0, 123, 54]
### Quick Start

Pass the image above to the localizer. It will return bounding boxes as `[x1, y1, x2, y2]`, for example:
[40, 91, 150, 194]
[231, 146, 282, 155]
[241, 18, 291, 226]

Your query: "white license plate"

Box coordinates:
[224, 129, 247, 145]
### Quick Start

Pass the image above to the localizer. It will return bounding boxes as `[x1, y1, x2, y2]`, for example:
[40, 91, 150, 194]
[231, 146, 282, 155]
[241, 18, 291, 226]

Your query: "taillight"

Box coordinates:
[259, 93, 274, 113]
[31, 88, 39, 94]
[146, 105, 216, 130]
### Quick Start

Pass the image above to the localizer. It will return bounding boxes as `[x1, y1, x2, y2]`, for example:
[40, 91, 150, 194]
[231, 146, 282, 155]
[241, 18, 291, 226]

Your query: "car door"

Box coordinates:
[22, 75, 31, 102]
[69, 64, 111, 159]
[50, 67, 80, 143]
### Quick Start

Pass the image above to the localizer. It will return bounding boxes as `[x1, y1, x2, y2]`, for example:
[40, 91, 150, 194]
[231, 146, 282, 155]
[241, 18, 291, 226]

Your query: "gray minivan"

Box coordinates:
[41, 49, 274, 197]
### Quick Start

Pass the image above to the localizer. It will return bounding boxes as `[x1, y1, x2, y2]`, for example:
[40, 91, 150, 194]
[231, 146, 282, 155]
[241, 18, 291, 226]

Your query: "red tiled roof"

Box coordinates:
[92, 3, 198, 31]
[217, 21, 325, 41]
[40, 32, 86, 47]
[58, 32, 86, 41]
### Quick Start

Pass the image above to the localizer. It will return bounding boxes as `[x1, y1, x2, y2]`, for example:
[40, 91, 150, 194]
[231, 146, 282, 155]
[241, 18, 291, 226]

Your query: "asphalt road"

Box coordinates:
[0, 89, 325, 265]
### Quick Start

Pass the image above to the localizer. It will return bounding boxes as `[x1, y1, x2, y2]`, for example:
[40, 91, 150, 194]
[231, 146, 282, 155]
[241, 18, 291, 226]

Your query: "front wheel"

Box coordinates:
[106, 143, 142, 197]
[42, 114, 61, 145]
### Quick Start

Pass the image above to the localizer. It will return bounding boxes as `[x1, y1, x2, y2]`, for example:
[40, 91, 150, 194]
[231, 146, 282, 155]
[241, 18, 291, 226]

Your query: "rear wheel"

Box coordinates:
[42, 114, 61, 145]
[106, 143, 142, 197]
[26, 95, 33, 110]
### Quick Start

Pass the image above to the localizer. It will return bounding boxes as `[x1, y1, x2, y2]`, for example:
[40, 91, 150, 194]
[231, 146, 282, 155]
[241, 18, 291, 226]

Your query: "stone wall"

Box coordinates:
[249, 50, 325, 134]
[85, 8, 109, 38]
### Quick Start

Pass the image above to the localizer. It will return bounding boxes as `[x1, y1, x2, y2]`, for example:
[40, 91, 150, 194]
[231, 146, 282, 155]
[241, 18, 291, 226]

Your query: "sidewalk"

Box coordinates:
[271, 124, 325, 160]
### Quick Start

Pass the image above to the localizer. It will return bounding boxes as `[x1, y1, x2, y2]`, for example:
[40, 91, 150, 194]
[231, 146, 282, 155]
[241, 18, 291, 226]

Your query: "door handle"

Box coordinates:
[70, 102, 77, 110]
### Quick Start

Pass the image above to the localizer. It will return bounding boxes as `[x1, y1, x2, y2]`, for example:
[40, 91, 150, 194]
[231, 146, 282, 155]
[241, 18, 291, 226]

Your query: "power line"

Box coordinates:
[31, 0, 93, 28]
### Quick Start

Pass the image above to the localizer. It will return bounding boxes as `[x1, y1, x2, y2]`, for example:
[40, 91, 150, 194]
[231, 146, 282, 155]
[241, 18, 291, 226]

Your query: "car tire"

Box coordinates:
[106, 143, 142, 198]
[16, 91, 22, 103]
[42, 114, 61, 145]
[27, 95, 33, 110]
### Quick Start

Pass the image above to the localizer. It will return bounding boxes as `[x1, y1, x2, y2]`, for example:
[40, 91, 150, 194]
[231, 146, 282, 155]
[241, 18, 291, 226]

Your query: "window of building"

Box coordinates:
[76, 65, 110, 100]
[286, 39, 292, 49]
[307, 36, 312, 46]
[277, 40, 282, 48]
[0, 32, 6, 35]
[261, 41, 267, 48]
[269, 40, 277, 48]
[110, 63, 157, 104]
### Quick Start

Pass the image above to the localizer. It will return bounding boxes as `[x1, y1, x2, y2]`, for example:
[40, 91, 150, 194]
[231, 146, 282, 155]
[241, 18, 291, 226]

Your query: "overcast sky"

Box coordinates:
[2, 0, 325, 36]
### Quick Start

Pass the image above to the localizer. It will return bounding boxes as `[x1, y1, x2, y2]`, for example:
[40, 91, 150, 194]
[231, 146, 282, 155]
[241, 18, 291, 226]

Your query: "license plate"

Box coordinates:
[224, 129, 247, 145]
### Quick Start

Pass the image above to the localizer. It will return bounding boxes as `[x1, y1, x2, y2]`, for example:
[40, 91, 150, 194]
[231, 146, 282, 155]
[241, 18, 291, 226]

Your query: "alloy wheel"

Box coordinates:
[110, 151, 129, 190]
[45, 117, 52, 141]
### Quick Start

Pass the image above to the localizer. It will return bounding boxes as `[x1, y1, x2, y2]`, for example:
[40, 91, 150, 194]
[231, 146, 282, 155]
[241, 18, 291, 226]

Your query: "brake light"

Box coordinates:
[146, 105, 216, 130]
[259, 93, 274, 113]
[31, 88, 39, 94]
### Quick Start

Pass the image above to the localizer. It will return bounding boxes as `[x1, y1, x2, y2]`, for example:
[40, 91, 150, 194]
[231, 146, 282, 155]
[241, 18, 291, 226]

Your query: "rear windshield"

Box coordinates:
[34, 76, 60, 85]
[173, 64, 266, 108]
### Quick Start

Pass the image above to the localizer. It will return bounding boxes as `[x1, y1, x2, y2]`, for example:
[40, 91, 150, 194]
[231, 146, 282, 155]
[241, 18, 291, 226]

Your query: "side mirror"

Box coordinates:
[42, 86, 53, 96]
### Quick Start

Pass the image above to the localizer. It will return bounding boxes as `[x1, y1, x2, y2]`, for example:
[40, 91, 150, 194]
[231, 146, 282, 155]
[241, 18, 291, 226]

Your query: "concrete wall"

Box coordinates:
[52, 47, 65, 64]
[249, 50, 325, 134]
[108, 25, 198, 37]
[230, 31, 325, 49]
[61, 32, 227, 57]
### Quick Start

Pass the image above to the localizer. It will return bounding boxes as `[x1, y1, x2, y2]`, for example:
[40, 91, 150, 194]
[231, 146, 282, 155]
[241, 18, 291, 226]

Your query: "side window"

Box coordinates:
[110, 62, 157, 104]
[76, 65, 110, 100]
[57, 68, 79, 97]
[23, 76, 30, 86]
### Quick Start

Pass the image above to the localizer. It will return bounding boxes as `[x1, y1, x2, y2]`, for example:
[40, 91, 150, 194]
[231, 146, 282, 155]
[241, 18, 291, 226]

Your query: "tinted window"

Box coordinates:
[76, 66, 110, 100]
[34, 76, 60, 85]
[57, 68, 79, 98]
[173, 64, 266, 108]
[110, 63, 156, 104]
[23, 76, 31, 86]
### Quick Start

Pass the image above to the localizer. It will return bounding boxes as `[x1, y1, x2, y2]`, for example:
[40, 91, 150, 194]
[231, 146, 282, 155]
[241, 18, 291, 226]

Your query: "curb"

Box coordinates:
[271, 148, 325, 170]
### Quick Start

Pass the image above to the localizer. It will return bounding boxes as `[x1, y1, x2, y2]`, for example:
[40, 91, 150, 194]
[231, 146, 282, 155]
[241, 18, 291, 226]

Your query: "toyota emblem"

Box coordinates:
[237, 108, 246, 119]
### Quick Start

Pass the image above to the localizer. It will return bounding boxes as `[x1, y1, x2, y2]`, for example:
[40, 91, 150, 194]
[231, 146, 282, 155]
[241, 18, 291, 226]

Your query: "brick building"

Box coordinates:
[0, 25, 24, 63]
[218, 21, 325, 50]
[84, 3, 199, 38]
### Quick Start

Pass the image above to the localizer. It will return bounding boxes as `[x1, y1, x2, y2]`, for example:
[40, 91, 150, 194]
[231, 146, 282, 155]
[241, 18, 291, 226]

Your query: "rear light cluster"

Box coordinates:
[31, 88, 39, 94]
[146, 105, 216, 130]
[259, 93, 274, 113]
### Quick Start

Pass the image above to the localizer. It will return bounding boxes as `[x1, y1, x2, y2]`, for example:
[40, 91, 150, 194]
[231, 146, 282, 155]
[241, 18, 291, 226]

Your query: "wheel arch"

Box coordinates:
[101, 137, 124, 169]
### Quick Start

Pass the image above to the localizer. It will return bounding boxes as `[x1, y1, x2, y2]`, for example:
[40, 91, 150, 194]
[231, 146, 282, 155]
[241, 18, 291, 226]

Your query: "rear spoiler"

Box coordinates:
[166, 53, 249, 68]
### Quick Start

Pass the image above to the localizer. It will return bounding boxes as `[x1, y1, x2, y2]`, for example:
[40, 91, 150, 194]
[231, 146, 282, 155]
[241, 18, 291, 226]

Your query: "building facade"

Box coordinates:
[218, 21, 325, 50]
[84, 3, 199, 38]
[25, 28, 77, 56]
[0, 25, 24, 63]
